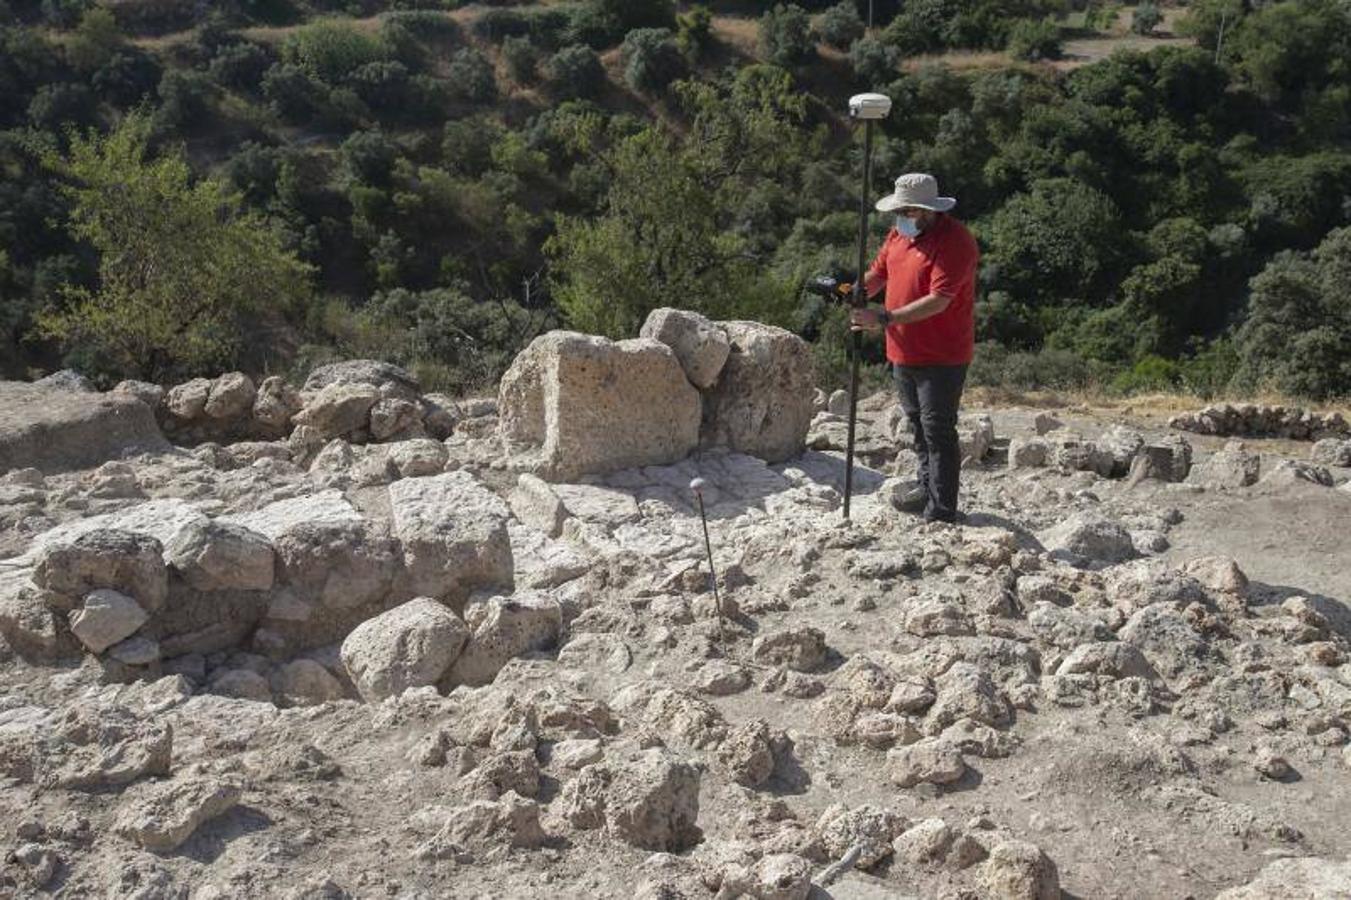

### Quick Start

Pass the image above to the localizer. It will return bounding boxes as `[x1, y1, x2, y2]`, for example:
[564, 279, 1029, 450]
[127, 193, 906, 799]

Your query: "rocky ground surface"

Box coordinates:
[2, 357, 1351, 899]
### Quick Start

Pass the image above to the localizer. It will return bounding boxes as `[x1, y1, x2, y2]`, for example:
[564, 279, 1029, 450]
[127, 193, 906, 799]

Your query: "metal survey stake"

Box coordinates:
[844, 92, 892, 519]
[689, 478, 726, 649]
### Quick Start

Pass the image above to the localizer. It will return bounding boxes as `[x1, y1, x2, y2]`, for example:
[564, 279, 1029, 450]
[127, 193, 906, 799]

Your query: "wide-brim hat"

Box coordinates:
[875, 173, 957, 213]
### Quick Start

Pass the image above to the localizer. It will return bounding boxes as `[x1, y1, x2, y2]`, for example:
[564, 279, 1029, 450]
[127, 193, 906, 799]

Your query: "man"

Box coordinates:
[849, 173, 979, 524]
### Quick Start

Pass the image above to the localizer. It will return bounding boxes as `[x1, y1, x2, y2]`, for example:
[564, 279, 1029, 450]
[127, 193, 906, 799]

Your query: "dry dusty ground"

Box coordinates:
[1, 395, 1350, 900]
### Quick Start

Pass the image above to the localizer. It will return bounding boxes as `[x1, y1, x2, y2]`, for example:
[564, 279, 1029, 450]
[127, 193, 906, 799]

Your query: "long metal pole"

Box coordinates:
[843, 117, 875, 520]
[690, 479, 726, 648]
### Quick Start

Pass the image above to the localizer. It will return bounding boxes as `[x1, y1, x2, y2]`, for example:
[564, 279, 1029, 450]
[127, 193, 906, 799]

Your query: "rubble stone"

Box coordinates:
[639, 307, 731, 389]
[340, 598, 470, 701]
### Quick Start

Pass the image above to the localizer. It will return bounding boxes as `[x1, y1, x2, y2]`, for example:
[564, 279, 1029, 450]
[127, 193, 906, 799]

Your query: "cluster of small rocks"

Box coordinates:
[1170, 403, 1349, 441]
[1007, 418, 1193, 486]
[122, 360, 460, 449]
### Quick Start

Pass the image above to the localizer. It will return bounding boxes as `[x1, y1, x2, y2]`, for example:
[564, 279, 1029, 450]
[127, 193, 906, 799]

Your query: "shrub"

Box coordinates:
[261, 62, 327, 121]
[66, 6, 123, 72]
[1084, 1, 1123, 32]
[1132, 2, 1163, 36]
[347, 60, 412, 110]
[93, 50, 162, 106]
[1110, 354, 1181, 394]
[502, 35, 538, 84]
[340, 129, 397, 183]
[282, 20, 386, 83]
[760, 4, 815, 67]
[383, 9, 459, 40]
[968, 343, 1100, 392]
[818, 1, 865, 49]
[1005, 18, 1061, 61]
[103, 0, 199, 34]
[548, 44, 605, 98]
[474, 8, 532, 42]
[154, 68, 213, 131]
[446, 48, 497, 103]
[209, 40, 274, 90]
[41, 0, 92, 29]
[676, 4, 713, 58]
[27, 82, 98, 131]
[621, 28, 686, 95]
[850, 34, 901, 85]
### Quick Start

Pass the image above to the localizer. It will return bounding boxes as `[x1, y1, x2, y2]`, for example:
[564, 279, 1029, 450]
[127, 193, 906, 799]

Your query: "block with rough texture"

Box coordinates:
[165, 520, 275, 593]
[509, 473, 568, 537]
[700, 321, 814, 463]
[446, 592, 562, 687]
[1187, 440, 1261, 488]
[341, 597, 470, 701]
[499, 331, 701, 480]
[114, 778, 242, 852]
[34, 529, 168, 613]
[640, 307, 731, 389]
[204, 372, 256, 420]
[0, 382, 168, 475]
[68, 589, 149, 654]
[388, 471, 514, 601]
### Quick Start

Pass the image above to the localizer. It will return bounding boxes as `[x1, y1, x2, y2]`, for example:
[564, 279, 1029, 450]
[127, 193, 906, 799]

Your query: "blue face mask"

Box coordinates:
[896, 215, 921, 238]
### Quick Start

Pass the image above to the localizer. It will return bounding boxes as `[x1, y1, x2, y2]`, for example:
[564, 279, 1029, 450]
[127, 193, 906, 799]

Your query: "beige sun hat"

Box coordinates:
[875, 173, 957, 213]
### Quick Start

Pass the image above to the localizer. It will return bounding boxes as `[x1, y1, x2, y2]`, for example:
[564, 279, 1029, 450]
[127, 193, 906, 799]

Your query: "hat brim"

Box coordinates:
[875, 195, 957, 213]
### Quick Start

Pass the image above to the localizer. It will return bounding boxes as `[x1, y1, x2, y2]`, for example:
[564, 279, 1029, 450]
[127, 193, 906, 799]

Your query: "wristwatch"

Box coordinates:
[880, 307, 893, 325]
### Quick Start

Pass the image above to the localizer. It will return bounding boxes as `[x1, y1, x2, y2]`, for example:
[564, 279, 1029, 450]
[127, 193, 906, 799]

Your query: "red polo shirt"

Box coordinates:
[867, 214, 979, 366]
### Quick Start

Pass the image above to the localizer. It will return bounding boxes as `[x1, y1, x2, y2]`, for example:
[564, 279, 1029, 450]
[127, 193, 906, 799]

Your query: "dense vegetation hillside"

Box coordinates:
[1, 0, 1349, 399]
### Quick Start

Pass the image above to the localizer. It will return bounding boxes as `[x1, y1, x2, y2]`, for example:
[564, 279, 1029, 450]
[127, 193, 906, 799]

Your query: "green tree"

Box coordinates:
[282, 21, 386, 84]
[66, 6, 123, 73]
[676, 5, 713, 59]
[1132, 2, 1162, 36]
[1005, 18, 1061, 61]
[761, 4, 816, 67]
[621, 28, 686, 95]
[981, 177, 1126, 303]
[446, 48, 497, 103]
[35, 114, 312, 380]
[502, 36, 539, 84]
[547, 69, 807, 336]
[818, 1, 865, 49]
[547, 44, 605, 98]
[850, 35, 901, 85]
[1231, 227, 1351, 399]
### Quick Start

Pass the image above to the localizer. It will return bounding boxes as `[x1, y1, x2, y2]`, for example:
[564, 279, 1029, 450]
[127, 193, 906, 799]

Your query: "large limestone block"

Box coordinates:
[0, 382, 168, 475]
[34, 529, 168, 613]
[224, 492, 398, 638]
[498, 332, 701, 480]
[165, 520, 275, 593]
[340, 597, 470, 701]
[388, 471, 514, 600]
[640, 308, 731, 389]
[700, 321, 814, 463]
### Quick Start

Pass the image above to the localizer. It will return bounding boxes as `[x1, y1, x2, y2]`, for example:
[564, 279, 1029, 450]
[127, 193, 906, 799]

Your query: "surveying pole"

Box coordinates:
[842, 92, 892, 520]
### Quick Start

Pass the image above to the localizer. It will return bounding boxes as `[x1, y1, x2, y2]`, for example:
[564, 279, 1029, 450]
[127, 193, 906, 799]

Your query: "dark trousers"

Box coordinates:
[893, 363, 968, 522]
